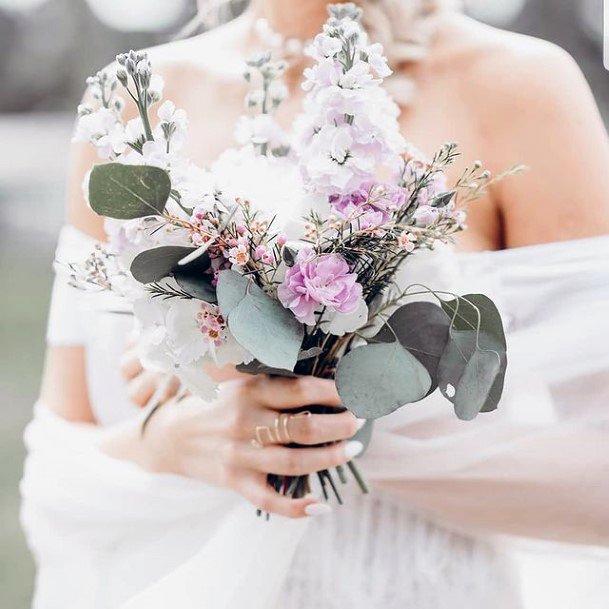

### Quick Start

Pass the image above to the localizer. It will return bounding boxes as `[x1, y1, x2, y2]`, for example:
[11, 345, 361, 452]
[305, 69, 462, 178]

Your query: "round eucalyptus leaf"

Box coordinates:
[336, 342, 432, 419]
[441, 294, 506, 348]
[453, 348, 501, 421]
[131, 246, 198, 284]
[228, 284, 304, 371]
[216, 270, 251, 318]
[375, 301, 450, 392]
[437, 330, 506, 419]
[89, 163, 171, 219]
[174, 268, 217, 303]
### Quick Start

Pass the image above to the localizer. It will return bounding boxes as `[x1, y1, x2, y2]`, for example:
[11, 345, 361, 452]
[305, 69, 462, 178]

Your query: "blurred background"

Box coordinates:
[0, 0, 606, 606]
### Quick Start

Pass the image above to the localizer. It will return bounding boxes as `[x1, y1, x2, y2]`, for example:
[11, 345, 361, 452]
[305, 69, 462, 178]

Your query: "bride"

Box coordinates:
[21, 1, 609, 608]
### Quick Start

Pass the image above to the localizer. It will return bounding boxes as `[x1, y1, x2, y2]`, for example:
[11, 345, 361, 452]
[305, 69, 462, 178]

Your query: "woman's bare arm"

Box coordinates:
[480, 39, 609, 246]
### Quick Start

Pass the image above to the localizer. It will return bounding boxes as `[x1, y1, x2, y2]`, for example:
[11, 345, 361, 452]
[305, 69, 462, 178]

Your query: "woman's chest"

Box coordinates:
[174, 73, 502, 251]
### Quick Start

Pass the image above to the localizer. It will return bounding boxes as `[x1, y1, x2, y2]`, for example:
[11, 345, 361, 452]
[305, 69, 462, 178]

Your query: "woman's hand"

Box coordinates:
[100, 375, 364, 518]
[120, 348, 180, 407]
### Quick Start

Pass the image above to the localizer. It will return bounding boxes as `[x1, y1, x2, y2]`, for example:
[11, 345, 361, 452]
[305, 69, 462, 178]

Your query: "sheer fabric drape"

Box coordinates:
[20, 227, 609, 609]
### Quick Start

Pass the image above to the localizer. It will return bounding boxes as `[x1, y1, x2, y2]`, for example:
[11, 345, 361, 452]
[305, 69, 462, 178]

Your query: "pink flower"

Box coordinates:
[227, 237, 250, 266]
[278, 248, 363, 325]
[255, 245, 274, 265]
[398, 231, 417, 253]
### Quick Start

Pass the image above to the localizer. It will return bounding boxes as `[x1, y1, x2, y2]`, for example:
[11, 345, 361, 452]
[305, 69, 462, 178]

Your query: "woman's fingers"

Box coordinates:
[120, 349, 143, 380]
[253, 409, 361, 446]
[250, 376, 343, 410]
[236, 472, 325, 519]
[238, 441, 363, 476]
[127, 371, 180, 407]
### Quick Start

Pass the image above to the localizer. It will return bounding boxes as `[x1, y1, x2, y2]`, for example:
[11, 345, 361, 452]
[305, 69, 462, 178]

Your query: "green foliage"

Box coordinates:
[336, 342, 431, 419]
[131, 246, 216, 303]
[375, 301, 451, 394]
[217, 270, 304, 370]
[89, 163, 171, 219]
[439, 293, 507, 417]
[131, 246, 199, 283]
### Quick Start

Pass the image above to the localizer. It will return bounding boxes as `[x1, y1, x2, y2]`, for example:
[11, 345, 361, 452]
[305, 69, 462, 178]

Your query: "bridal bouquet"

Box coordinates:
[71, 4, 509, 503]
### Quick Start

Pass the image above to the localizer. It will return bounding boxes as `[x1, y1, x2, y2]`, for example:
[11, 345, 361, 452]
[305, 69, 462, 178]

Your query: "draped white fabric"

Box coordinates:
[20, 227, 609, 608]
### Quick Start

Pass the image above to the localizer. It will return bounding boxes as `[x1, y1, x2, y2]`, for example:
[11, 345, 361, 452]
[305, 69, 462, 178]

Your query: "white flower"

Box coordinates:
[140, 139, 174, 169]
[211, 150, 306, 231]
[268, 80, 288, 104]
[173, 164, 218, 211]
[339, 61, 375, 89]
[73, 108, 126, 158]
[133, 296, 172, 371]
[322, 298, 369, 336]
[148, 74, 165, 101]
[175, 362, 218, 402]
[158, 100, 188, 130]
[166, 299, 218, 366]
[228, 241, 250, 267]
[95, 123, 127, 159]
[366, 43, 392, 78]
[125, 117, 145, 143]
[234, 113, 287, 149]
[307, 32, 342, 61]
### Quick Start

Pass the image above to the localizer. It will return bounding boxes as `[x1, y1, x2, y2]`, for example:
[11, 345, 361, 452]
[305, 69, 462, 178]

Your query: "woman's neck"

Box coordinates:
[251, 0, 347, 39]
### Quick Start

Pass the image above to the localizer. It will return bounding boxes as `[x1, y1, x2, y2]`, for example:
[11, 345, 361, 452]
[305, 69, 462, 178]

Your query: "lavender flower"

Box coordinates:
[329, 182, 406, 229]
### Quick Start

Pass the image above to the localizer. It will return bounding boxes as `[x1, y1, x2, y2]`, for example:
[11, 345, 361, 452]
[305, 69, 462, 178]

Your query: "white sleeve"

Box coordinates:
[364, 237, 609, 547]
[46, 225, 99, 346]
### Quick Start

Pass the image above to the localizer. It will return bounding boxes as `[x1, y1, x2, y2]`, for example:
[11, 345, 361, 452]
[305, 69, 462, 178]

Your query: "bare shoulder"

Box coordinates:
[433, 14, 590, 114]
[432, 14, 609, 246]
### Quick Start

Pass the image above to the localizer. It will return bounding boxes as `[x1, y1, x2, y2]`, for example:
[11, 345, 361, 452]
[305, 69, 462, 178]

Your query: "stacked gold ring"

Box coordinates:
[251, 411, 311, 448]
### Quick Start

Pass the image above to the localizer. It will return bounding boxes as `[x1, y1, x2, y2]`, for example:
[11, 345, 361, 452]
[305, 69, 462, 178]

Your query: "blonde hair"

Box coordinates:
[190, 0, 461, 102]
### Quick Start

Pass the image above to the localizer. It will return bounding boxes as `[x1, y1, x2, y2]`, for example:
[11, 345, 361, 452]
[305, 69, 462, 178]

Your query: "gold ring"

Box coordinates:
[251, 411, 313, 448]
[283, 411, 312, 444]
[251, 424, 275, 449]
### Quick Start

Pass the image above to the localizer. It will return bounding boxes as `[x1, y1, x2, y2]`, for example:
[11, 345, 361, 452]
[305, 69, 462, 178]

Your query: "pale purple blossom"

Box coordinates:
[329, 182, 406, 229]
[413, 205, 440, 227]
[278, 248, 363, 325]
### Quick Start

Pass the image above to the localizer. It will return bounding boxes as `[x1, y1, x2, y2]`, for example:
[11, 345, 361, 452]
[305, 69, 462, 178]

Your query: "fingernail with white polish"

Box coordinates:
[355, 418, 367, 430]
[305, 502, 332, 517]
[344, 440, 364, 460]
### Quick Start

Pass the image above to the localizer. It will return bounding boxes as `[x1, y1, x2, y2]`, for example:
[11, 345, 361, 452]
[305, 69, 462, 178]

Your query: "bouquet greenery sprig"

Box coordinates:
[71, 4, 515, 506]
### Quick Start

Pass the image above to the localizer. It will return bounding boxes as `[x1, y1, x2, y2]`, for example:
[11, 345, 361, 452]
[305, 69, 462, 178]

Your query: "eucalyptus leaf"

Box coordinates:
[131, 246, 200, 284]
[216, 270, 250, 317]
[236, 360, 298, 378]
[89, 163, 171, 219]
[375, 301, 450, 393]
[441, 294, 506, 348]
[454, 348, 501, 421]
[336, 342, 431, 419]
[174, 268, 217, 303]
[298, 347, 324, 361]
[431, 191, 455, 208]
[220, 274, 304, 370]
[282, 245, 298, 267]
[437, 329, 506, 419]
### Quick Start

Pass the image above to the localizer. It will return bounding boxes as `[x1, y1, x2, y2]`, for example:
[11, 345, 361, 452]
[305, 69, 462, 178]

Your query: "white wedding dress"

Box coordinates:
[20, 226, 609, 609]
